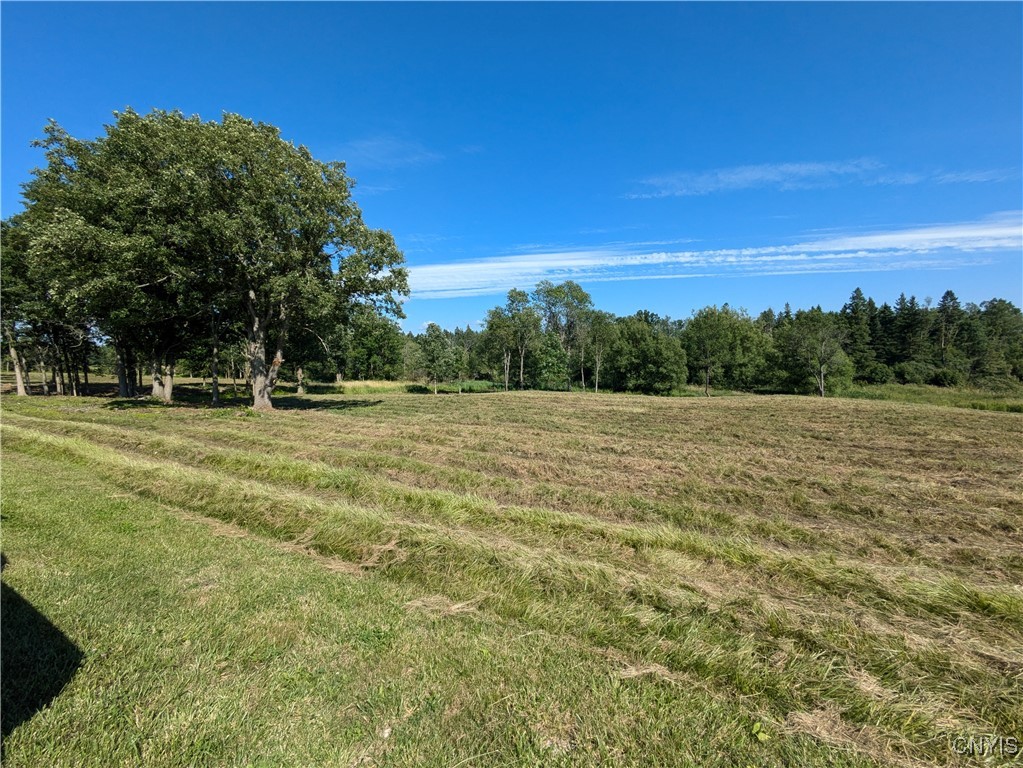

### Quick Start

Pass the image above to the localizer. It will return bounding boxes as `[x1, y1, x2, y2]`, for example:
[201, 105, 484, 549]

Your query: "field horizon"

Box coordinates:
[1, 389, 1020, 766]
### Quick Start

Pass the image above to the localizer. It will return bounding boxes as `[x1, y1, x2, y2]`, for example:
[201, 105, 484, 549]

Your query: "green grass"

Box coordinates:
[2, 390, 1021, 766]
[838, 381, 1023, 412]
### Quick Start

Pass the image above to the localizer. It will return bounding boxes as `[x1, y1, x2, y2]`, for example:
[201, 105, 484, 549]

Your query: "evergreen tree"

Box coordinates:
[931, 290, 967, 385]
[841, 287, 876, 381]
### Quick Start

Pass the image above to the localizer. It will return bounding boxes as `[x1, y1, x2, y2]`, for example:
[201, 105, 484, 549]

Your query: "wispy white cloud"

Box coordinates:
[934, 169, 1016, 184]
[399, 232, 464, 255]
[339, 136, 443, 170]
[629, 159, 882, 198]
[628, 159, 1016, 198]
[407, 211, 1022, 300]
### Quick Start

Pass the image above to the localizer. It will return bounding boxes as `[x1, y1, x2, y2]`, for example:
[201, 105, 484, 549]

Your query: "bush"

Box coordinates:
[930, 367, 964, 388]
[894, 361, 936, 385]
[856, 361, 894, 385]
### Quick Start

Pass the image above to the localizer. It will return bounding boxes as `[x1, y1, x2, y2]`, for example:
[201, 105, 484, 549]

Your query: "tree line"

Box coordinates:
[2, 109, 408, 409]
[401, 282, 1022, 396]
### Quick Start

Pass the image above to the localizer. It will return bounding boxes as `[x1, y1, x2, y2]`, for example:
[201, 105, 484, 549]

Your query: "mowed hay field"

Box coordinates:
[1, 391, 1021, 767]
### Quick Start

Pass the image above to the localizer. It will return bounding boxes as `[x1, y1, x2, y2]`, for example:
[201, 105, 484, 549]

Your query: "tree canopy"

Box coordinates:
[3, 109, 407, 408]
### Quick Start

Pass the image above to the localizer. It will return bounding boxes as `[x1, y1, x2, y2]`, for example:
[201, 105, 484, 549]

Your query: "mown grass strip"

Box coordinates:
[10, 450, 871, 768]
[7, 412, 1021, 637]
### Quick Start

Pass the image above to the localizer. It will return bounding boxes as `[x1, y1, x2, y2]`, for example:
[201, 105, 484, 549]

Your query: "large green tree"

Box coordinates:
[13, 109, 407, 409]
[506, 289, 541, 389]
[777, 307, 850, 396]
[482, 307, 515, 390]
[611, 313, 687, 395]
[683, 305, 738, 395]
[1, 217, 36, 395]
[420, 323, 454, 394]
[531, 280, 592, 390]
[841, 288, 876, 381]
[587, 310, 619, 393]
[206, 114, 406, 409]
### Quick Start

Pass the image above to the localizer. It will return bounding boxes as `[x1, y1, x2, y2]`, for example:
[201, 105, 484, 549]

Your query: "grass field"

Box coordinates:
[838, 382, 1023, 413]
[1, 390, 1021, 766]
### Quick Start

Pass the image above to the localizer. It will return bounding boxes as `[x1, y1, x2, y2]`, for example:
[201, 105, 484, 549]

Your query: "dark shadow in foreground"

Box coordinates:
[1, 570, 84, 747]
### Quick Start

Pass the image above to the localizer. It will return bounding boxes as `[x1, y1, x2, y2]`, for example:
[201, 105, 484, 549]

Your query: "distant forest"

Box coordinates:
[3, 110, 1021, 405]
[330, 281, 1023, 397]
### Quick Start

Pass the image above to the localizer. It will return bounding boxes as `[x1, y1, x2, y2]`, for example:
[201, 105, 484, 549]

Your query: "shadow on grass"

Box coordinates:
[103, 398, 174, 410]
[102, 385, 252, 410]
[1, 561, 84, 745]
[101, 393, 382, 412]
[268, 396, 384, 411]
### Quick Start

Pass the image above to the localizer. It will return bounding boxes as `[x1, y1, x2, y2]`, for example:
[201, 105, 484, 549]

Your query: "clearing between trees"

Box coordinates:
[1, 391, 1020, 767]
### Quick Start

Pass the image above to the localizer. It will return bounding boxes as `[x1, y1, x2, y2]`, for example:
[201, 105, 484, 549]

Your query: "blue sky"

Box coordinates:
[3, 2, 1021, 331]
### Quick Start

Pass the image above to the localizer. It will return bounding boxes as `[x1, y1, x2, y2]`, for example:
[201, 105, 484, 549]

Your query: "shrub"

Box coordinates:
[894, 361, 936, 385]
[930, 367, 964, 388]
[856, 361, 894, 385]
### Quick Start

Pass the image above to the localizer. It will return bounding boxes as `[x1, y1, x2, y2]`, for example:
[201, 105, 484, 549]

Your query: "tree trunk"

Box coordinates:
[22, 356, 32, 394]
[296, 366, 305, 395]
[151, 356, 175, 403]
[62, 345, 79, 397]
[119, 346, 134, 397]
[248, 333, 274, 411]
[53, 365, 65, 396]
[503, 350, 511, 391]
[165, 362, 175, 402]
[115, 346, 129, 397]
[211, 320, 220, 407]
[704, 366, 710, 397]
[152, 358, 165, 401]
[817, 366, 826, 397]
[247, 303, 286, 411]
[38, 360, 50, 396]
[594, 351, 601, 394]
[166, 364, 176, 402]
[518, 346, 526, 389]
[5, 327, 28, 396]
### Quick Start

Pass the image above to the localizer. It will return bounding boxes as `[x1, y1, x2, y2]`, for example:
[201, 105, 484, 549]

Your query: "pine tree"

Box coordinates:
[841, 288, 876, 381]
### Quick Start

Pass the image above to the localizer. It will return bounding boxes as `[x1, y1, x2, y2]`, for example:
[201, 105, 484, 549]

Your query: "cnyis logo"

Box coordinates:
[950, 734, 1019, 758]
